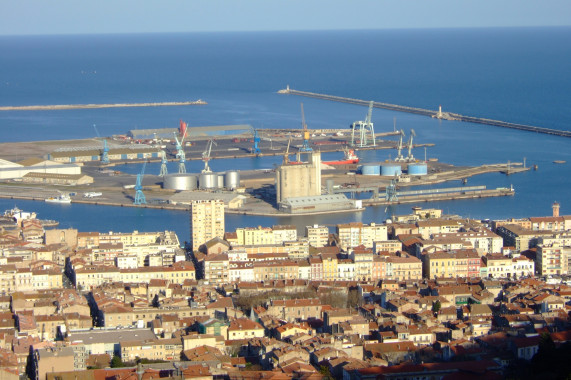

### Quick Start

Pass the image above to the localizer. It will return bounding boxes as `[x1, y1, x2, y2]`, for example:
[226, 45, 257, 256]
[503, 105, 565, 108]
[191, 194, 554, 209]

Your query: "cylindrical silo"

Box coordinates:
[380, 164, 402, 176]
[163, 174, 198, 191]
[408, 163, 428, 176]
[225, 170, 240, 190]
[199, 172, 217, 189]
[361, 164, 381, 176]
[217, 174, 225, 189]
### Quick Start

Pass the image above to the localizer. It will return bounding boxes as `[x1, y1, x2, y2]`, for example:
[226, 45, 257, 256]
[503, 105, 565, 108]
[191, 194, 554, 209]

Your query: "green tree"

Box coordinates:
[432, 300, 441, 314]
[110, 355, 125, 368]
[319, 365, 334, 380]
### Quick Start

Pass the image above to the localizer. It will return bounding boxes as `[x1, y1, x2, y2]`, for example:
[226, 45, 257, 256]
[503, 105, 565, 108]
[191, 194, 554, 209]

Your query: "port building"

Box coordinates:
[0, 158, 82, 180]
[279, 194, 357, 214]
[169, 191, 246, 209]
[276, 151, 322, 204]
[48, 145, 160, 163]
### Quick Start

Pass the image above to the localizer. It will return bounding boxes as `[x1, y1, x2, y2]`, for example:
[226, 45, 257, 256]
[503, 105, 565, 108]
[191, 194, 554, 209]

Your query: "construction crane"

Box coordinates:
[173, 123, 188, 174]
[93, 124, 110, 164]
[159, 150, 168, 177]
[406, 129, 416, 162]
[251, 127, 261, 155]
[395, 129, 406, 162]
[351, 101, 376, 147]
[134, 161, 147, 205]
[299, 103, 312, 152]
[202, 139, 217, 173]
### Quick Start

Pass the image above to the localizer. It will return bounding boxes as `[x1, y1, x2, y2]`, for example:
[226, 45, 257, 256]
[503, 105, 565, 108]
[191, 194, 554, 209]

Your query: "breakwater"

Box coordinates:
[278, 87, 571, 138]
[0, 100, 207, 111]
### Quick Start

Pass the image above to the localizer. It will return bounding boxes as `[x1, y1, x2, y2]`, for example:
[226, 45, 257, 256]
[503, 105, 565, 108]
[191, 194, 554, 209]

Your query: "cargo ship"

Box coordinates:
[291, 148, 359, 165]
[324, 148, 359, 165]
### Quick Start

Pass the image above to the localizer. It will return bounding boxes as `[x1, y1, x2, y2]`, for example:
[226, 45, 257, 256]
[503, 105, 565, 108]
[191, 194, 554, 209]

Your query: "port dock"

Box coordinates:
[278, 87, 571, 138]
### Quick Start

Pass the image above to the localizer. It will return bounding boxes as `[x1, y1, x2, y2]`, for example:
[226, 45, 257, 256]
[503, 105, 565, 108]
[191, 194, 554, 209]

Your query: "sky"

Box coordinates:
[1, 0, 571, 35]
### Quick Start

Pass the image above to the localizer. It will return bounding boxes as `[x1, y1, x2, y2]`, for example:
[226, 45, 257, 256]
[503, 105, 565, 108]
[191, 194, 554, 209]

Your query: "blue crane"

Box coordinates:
[251, 128, 261, 155]
[134, 161, 147, 205]
[93, 124, 110, 164]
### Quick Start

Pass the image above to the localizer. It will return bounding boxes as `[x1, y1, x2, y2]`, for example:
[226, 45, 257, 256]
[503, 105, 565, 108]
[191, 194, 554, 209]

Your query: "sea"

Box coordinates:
[0, 27, 570, 243]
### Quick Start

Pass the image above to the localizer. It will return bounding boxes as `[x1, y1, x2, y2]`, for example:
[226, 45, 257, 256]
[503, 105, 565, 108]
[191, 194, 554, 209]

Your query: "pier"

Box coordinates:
[278, 87, 571, 138]
[0, 100, 207, 112]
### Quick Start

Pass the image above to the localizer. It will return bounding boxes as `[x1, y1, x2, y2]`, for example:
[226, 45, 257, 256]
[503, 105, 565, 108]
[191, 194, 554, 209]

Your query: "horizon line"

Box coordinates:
[1, 24, 570, 38]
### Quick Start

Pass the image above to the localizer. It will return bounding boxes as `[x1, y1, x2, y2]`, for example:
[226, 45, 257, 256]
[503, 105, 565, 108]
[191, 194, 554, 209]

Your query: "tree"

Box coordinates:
[110, 355, 125, 368]
[432, 300, 441, 314]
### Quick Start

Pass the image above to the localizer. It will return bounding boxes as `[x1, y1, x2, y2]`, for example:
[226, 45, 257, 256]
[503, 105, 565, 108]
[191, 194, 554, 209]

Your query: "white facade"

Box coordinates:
[229, 262, 254, 282]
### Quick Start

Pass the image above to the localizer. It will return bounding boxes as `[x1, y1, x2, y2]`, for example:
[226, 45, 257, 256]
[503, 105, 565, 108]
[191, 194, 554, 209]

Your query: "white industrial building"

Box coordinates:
[0, 158, 82, 180]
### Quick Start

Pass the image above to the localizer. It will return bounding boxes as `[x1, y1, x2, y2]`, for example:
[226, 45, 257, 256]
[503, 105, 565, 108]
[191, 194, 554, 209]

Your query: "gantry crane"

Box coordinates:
[93, 124, 110, 164]
[395, 129, 406, 162]
[173, 124, 188, 174]
[202, 139, 217, 173]
[406, 129, 416, 162]
[351, 101, 376, 147]
[134, 161, 147, 205]
[299, 103, 312, 152]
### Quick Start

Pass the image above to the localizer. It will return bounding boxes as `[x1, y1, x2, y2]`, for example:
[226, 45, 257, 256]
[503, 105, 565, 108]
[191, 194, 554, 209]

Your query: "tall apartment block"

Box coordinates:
[190, 200, 225, 252]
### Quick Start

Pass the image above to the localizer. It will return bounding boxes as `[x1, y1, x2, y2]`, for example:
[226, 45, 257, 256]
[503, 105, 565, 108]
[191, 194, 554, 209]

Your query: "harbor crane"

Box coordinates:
[299, 103, 313, 152]
[134, 161, 147, 205]
[159, 150, 168, 177]
[351, 101, 376, 147]
[282, 137, 292, 165]
[202, 139, 217, 173]
[173, 123, 188, 174]
[395, 129, 406, 162]
[406, 129, 416, 162]
[93, 124, 110, 164]
[251, 127, 261, 155]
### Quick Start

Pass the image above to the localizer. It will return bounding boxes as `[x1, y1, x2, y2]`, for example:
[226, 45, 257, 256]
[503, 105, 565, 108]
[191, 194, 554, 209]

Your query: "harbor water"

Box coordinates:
[0, 27, 570, 241]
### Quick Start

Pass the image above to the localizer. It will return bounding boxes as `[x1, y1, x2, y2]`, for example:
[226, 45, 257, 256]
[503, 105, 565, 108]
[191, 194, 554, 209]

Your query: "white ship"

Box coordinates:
[45, 194, 72, 204]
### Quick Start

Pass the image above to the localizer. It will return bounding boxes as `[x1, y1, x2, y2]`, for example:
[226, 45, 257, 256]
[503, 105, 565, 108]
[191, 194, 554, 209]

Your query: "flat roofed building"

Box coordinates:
[280, 194, 356, 214]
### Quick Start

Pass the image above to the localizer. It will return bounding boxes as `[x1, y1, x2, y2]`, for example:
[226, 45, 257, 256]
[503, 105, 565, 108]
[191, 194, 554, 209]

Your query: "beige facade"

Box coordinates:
[190, 200, 225, 252]
[236, 226, 274, 246]
[253, 260, 298, 281]
[337, 223, 388, 250]
[306, 225, 329, 247]
[385, 255, 422, 281]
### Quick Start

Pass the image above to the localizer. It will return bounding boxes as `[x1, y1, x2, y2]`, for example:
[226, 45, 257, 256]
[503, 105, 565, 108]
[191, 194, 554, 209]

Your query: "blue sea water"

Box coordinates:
[0, 27, 570, 241]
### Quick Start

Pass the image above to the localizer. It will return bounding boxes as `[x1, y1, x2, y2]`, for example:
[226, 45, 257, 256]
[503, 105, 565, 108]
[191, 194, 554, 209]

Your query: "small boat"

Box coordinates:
[553, 160, 566, 164]
[45, 194, 72, 204]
